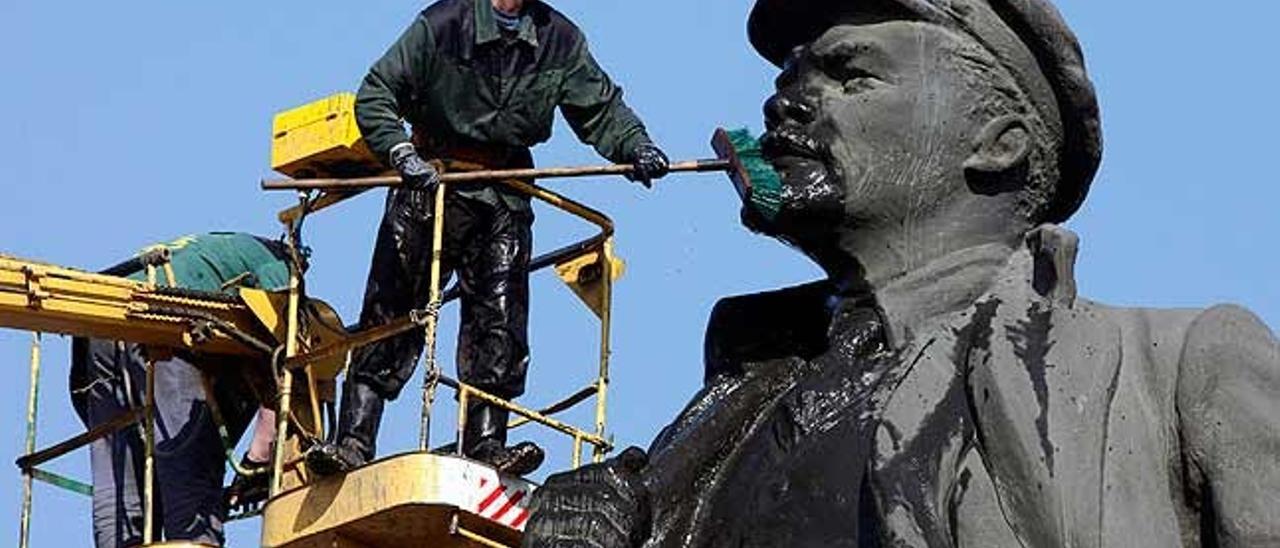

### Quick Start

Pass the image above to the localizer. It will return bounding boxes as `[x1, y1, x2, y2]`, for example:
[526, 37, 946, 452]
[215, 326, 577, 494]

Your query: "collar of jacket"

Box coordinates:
[868, 224, 1080, 347]
[474, 0, 539, 48]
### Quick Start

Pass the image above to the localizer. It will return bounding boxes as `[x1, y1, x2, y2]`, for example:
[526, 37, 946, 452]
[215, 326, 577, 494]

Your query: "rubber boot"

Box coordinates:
[306, 380, 385, 476]
[463, 403, 545, 477]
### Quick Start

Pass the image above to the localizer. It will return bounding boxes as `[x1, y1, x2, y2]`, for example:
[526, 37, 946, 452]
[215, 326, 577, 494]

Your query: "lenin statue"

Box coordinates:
[522, 0, 1280, 546]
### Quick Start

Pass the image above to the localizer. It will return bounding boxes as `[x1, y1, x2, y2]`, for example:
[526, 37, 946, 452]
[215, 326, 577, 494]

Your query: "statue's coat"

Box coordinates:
[641, 227, 1280, 547]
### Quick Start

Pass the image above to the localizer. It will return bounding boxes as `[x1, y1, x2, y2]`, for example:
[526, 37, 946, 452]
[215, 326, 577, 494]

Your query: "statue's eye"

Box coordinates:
[841, 69, 879, 94]
[821, 52, 881, 94]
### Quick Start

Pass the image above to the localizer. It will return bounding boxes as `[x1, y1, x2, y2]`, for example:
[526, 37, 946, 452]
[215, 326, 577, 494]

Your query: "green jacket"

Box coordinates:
[355, 0, 652, 169]
[105, 232, 291, 294]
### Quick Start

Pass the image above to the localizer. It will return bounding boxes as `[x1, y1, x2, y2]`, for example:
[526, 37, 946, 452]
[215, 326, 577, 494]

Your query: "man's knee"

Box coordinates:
[349, 365, 411, 402]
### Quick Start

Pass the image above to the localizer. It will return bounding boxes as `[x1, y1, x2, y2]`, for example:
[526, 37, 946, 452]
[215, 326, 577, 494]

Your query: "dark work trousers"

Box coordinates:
[69, 338, 255, 548]
[349, 182, 534, 404]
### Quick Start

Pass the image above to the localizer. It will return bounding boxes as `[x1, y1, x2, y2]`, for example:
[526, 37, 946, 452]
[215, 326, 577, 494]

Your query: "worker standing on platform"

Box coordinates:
[69, 232, 294, 547]
[307, 0, 669, 477]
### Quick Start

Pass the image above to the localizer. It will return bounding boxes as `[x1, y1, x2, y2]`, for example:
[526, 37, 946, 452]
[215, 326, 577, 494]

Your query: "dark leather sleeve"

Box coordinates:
[702, 280, 835, 383]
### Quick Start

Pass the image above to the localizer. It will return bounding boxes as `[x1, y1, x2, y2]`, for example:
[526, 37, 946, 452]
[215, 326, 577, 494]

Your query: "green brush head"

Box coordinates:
[722, 128, 783, 221]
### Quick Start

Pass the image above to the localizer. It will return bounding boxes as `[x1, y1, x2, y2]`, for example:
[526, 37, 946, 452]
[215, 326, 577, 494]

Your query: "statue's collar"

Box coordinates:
[860, 224, 1081, 347]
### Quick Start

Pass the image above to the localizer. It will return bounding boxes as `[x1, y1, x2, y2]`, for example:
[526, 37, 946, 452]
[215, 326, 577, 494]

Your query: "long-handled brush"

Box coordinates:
[261, 128, 784, 218]
[709, 128, 783, 221]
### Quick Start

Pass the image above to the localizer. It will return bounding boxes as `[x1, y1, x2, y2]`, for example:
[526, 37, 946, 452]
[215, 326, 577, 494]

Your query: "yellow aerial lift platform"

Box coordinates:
[6, 93, 629, 547]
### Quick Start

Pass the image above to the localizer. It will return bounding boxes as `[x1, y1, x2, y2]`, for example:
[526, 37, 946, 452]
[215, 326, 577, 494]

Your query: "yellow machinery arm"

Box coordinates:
[3, 250, 347, 547]
[0, 254, 277, 357]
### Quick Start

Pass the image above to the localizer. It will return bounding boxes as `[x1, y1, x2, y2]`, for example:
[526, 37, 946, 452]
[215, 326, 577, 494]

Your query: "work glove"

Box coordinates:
[626, 142, 669, 188]
[390, 142, 440, 192]
[521, 446, 651, 548]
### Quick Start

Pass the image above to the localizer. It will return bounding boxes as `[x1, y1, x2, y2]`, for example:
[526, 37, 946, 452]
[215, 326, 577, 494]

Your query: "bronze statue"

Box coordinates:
[522, 0, 1280, 546]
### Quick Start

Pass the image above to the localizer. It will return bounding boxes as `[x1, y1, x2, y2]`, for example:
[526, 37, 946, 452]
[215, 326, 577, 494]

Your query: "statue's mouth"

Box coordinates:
[760, 126, 827, 170]
[743, 125, 843, 242]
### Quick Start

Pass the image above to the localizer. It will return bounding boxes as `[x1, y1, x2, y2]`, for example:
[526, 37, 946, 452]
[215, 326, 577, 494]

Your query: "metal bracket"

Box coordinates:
[20, 266, 49, 309]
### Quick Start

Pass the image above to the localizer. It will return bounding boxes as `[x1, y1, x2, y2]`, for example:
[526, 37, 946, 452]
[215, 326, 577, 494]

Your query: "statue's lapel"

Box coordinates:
[966, 225, 1122, 547]
[872, 319, 975, 546]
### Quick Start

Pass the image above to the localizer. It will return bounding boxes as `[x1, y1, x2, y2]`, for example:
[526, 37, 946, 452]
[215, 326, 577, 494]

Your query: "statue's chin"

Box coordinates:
[741, 160, 845, 246]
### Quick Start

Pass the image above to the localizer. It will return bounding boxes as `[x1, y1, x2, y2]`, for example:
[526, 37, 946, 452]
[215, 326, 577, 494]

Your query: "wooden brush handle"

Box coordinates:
[261, 159, 730, 191]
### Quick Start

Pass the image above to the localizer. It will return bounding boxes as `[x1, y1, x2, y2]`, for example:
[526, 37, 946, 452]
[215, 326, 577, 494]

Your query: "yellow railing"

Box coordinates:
[7, 163, 623, 547]
[268, 162, 620, 499]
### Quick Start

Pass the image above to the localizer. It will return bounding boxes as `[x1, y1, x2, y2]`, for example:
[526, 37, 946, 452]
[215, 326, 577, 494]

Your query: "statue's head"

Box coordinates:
[744, 0, 1101, 281]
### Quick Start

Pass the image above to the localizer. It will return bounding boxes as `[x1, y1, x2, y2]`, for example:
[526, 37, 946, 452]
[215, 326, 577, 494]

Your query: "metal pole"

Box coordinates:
[592, 240, 615, 464]
[142, 355, 157, 545]
[305, 366, 325, 443]
[18, 333, 41, 548]
[455, 387, 469, 457]
[419, 183, 448, 452]
[272, 199, 305, 496]
[260, 158, 730, 191]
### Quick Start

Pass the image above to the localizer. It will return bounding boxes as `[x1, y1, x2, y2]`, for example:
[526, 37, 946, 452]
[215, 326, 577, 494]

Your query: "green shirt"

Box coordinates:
[116, 232, 291, 293]
[354, 0, 652, 167]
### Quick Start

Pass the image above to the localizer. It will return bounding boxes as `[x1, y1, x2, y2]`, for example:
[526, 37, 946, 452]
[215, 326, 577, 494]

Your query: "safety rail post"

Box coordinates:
[594, 239, 614, 464]
[272, 191, 307, 497]
[420, 182, 449, 451]
[142, 355, 157, 545]
[18, 333, 41, 548]
[455, 385, 470, 456]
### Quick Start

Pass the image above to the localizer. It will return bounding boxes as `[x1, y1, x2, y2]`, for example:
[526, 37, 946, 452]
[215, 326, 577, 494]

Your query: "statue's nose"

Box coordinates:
[764, 92, 816, 129]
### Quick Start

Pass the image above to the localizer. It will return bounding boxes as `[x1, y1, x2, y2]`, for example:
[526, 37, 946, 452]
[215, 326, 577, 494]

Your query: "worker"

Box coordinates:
[307, 0, 669, 477]
[68, 232, 296, 547]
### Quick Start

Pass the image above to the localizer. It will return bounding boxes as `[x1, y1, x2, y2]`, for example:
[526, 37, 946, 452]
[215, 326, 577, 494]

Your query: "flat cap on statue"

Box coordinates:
[747, 0, 1102, 223]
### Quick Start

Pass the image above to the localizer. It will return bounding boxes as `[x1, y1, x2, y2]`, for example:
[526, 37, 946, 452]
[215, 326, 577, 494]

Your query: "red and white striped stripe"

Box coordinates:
[474, 477, 532, 530]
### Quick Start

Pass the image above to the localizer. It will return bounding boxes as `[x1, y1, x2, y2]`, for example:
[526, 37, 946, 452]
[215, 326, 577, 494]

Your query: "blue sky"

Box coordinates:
[1, 1, 1277, 545]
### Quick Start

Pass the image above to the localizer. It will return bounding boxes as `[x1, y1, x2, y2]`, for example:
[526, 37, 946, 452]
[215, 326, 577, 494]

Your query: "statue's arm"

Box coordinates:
[702, 280, 833, 382]
[1176, 304, 1280, 545]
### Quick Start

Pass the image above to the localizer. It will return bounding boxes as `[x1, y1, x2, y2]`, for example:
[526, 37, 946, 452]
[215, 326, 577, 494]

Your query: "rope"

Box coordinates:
[417, 299, 444, 451]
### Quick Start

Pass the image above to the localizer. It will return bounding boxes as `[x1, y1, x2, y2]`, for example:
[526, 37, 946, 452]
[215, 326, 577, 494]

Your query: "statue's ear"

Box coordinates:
[964, 114, 1031, 193]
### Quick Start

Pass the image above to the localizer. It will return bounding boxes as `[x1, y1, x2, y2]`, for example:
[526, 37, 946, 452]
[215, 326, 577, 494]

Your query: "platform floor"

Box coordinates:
[261, 452, 536, 548]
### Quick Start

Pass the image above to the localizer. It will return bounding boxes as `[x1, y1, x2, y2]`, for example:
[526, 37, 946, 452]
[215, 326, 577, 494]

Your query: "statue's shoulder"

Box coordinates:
[703, 280, 834, 382]
[1177, 303, 1279, 389]
[1070, 300, 1276, 387]
[1182, 303, 1276, 347]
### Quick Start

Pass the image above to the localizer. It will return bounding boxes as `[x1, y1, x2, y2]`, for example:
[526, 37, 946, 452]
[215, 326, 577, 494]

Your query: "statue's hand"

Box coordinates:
[521, 446, 651, 548]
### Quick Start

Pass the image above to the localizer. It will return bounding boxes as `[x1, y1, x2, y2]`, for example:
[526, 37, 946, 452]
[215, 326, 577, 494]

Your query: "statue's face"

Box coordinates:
[756, 21, 994, 247]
